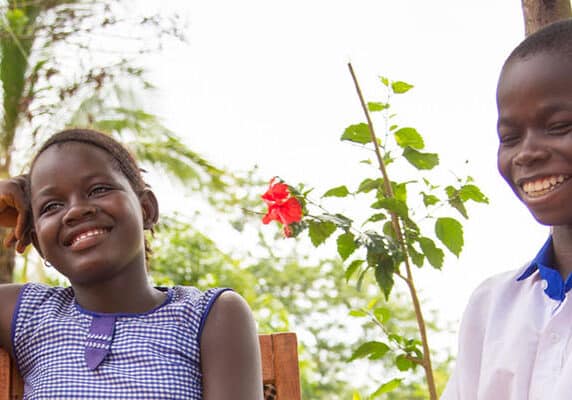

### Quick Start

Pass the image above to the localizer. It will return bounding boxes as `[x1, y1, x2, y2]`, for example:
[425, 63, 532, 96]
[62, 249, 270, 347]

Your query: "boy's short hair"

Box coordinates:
[505, 18, 572, 64]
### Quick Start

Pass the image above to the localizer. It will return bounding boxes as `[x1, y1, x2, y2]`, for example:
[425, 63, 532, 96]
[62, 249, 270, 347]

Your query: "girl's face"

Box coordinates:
[29, 142, 156, 285]
[497, 52, 572, 226]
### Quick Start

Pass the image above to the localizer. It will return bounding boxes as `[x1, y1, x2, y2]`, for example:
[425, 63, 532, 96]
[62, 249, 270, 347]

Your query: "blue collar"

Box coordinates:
[517, 236, 572, 301]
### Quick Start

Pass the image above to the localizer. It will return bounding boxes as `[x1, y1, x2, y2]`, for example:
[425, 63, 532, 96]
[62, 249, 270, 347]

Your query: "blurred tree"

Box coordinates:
[0, 0, 226, 282]
[150, 213, 451, 399]
[521, 0, 571, 35]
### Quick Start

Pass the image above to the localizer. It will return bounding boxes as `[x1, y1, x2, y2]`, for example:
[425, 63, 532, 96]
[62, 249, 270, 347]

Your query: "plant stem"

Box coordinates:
[347, 62, 438, 400]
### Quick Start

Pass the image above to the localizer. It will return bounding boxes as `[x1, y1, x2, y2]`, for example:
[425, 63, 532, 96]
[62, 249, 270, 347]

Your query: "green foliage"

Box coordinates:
[342, 123, 373, 145]
[266, 69, 487, 398]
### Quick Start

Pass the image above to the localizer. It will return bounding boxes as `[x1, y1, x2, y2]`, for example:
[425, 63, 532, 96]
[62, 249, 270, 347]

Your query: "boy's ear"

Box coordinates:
[139, 189, 159, 230]
[30, 230, 44, 258]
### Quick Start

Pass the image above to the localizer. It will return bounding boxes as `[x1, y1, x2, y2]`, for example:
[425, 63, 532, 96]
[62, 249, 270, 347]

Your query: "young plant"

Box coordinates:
[261, 63, 487, 399]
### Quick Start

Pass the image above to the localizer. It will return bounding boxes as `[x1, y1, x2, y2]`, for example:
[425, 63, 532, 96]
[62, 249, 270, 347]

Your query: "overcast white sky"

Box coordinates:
[141, 0, 549, 347]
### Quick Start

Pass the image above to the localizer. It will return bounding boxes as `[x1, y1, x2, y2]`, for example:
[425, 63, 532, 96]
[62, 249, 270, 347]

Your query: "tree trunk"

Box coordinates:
[521, 0, 572, 35]
[0, 228, 15, 283]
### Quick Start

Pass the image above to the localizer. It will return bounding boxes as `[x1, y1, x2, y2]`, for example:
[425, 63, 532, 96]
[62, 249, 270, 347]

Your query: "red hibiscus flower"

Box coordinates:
[262, 178, 302, 236]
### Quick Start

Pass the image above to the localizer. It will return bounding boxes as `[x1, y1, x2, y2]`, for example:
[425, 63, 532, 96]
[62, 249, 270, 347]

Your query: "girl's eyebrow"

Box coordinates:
[31, 173, 113, 200]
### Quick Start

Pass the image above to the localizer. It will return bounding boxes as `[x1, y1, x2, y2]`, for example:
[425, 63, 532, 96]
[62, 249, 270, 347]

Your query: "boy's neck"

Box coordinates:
[550, 226, 572, 280]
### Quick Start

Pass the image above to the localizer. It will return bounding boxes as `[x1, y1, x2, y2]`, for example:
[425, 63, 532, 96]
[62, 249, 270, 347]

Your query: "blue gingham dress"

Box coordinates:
[12, 283, 229, 400]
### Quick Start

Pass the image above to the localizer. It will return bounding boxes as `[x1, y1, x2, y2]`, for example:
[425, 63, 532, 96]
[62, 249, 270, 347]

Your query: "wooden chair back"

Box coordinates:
[0, 332, 301, 400]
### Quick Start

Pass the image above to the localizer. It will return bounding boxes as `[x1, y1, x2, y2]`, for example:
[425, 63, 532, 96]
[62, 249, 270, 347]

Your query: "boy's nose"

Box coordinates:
[513, 133, 550, 166]
[63, 203, 97, 226]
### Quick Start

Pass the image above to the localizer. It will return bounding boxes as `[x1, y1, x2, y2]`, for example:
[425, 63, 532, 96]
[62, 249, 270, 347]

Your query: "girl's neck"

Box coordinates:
[71, 272, 166, 314]
[551, 226, 572, 279]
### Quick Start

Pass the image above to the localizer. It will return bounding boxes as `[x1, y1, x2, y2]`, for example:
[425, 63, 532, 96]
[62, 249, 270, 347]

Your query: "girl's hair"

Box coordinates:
[26, 128, 155, 262]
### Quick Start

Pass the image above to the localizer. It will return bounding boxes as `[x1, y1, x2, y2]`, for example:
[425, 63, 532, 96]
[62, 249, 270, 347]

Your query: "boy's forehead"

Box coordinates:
[498, 51, 572, 95]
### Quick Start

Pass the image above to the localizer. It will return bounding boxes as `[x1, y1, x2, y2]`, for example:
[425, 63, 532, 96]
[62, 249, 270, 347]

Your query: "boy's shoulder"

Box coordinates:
[464, 262, 536, 317]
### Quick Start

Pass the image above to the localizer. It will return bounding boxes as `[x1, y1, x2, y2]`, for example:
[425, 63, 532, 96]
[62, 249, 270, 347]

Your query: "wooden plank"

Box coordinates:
[0, 348, 11, 400]
[258, 334, 274, 384]
[272, 333, 301, 400]
[10, 360, 23, 400]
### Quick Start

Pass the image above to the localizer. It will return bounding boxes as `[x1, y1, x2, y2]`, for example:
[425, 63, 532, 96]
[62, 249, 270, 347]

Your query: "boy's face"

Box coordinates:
[497, 52, 572, 226]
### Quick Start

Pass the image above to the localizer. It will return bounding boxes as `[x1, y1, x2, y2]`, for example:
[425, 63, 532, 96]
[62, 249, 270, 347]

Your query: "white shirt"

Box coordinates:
[442, 264, 572, 400]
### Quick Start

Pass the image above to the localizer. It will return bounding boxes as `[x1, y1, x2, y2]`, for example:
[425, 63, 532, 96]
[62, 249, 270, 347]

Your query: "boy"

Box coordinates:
[442, 19, 572, 400]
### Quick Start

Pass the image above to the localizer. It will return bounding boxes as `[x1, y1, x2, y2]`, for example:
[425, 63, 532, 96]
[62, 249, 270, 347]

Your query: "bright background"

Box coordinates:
[142, 1, 548, 347]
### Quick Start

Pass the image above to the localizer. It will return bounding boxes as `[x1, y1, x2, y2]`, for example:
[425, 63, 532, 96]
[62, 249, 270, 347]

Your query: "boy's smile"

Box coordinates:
[497, 51, 572, 226]
[29, 142, 148, 285]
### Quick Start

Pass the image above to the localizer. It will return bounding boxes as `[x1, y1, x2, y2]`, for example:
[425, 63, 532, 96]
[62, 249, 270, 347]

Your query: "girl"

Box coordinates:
[0, 128, 263, 399]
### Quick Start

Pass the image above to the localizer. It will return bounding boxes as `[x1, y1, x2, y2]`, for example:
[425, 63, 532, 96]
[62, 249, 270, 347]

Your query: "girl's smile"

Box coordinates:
[29, 142, 150, 285]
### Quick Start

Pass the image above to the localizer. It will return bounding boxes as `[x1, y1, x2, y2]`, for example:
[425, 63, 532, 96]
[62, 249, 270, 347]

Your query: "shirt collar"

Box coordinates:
[517, 236, 572, 301]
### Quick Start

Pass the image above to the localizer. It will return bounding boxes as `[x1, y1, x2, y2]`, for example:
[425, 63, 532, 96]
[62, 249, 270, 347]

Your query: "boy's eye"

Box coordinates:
[547, 122, 572, 136]
[498, 131, 520, 146]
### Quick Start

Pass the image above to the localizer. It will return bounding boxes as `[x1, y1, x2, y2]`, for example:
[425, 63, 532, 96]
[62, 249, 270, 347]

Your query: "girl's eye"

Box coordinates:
[89, 186, 111, 196]
[40, 202, 62, 215]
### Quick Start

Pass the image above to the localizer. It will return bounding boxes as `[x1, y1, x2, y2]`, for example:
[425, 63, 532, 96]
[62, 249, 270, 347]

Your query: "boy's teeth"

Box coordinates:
[522, 175, 567, 197]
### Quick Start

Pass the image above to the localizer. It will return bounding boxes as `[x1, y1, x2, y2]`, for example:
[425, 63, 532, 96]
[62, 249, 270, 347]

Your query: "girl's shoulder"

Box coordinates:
[0, 283, 25, 354]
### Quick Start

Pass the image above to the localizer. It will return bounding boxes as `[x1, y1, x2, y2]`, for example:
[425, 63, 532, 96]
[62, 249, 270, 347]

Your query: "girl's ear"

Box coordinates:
[139, 189, 159, 230]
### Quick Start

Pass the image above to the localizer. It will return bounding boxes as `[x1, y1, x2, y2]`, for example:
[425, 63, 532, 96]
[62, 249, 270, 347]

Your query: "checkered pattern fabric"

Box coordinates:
[13, 283, 229, 399]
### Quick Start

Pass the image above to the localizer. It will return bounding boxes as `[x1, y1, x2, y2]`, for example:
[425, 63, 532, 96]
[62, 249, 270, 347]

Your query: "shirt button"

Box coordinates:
[550, 332, 560, 344]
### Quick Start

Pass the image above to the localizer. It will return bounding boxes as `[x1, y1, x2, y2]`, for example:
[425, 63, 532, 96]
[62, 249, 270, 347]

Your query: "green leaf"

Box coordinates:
[341, 123, 371, 144]
[345, 259, 364, 282]
[394, 127, 424, 149]
[371, 378, 402, 397]
[349, 341, 390, 361]
[395, 355, 414, 371]
[323, 185, 350, 198]
[407, 244, 424, 267]
[372, 255, 395, 300]
[449, 196, 468, 219]
[367, 102, 389, 112]
[337, 232, 357, 261]
[379, 76, 390, 87]
[308, 220, 337, 247]
[435, 217, 464, 257]
[391, 80, 414, 94]
[357, 178, 383, 193]
[371, 198, 408, 218]
[373, 307, 391, 324]
[418, 237, 444, 268]
[392, 182, 408, 203]
[459, 184, 489, 204]
[422, 192, 440, 207]
[402, 147, 439, 170]
[363, 213, 387, 225]
[349, 309, 368, 317]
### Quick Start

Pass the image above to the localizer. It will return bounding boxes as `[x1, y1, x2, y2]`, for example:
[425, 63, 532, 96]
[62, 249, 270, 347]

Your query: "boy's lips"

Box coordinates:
[517, 174, 570, 198]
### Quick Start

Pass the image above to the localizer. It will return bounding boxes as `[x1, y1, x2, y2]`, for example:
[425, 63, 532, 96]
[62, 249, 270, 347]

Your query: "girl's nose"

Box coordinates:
[513, 132, 550, 166]
[62, 203, 97, 226]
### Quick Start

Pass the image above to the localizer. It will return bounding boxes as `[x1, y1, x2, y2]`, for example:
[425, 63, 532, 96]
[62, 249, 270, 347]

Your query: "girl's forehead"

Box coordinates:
[31, 142, 123, 186]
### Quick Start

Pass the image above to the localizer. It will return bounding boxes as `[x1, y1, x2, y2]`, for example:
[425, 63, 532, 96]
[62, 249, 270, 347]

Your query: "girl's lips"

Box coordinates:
[66, 228, 110, 250]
